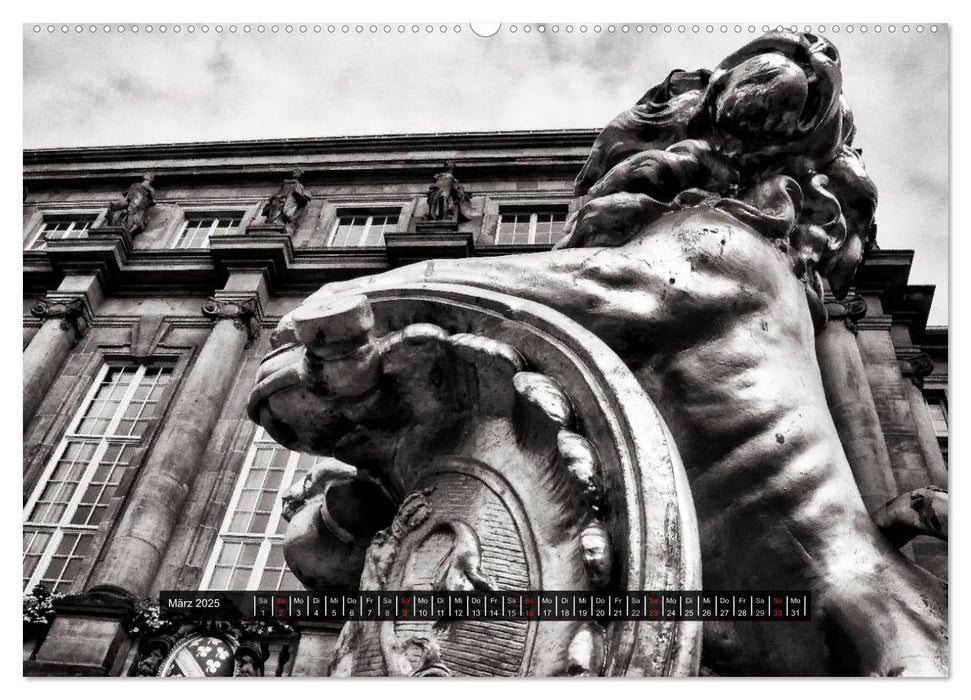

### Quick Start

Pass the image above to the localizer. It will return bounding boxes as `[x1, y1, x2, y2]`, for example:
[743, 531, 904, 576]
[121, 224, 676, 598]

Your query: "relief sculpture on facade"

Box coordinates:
[249, 31, 948, 676]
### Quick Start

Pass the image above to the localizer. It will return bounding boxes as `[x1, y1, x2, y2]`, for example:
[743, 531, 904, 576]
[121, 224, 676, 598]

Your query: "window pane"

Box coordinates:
[217, 541, 241, 566]
[345, 218, 368, 247]
[926, 399, 948, 438]
[257, 566, 283, 590]
[70, 443, 134, 526]
[209, 566, 232, 590]
[111, 367, 170, 438]
[280, 569, 302, 590]
[257, 543, 290, 589]
[229, 567, 253, 590]
[213, 218, 240, 232]
[265, 542, 287, 568]
[37, 532, 94, 593]
[23, 530, 53, 588]
[249, 513, 270, 533]
[27, 441, 97, 523]
[330, 217, 353, 247]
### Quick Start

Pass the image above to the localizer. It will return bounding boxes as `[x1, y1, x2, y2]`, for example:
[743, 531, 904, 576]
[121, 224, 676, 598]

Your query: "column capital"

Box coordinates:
[55, 585, 136, 620]
[825, 295, 868, 334]
[30, 296, 91, 340]
[202, 295, 262, 344]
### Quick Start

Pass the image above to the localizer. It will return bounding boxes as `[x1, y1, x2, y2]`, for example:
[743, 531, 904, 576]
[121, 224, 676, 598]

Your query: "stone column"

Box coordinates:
[87, 292, 262, 599]
[899, 353, 947, 489]
[898, 353, 949, 580]
[290, 622, 343, 676]
[23, 274, 101, 430]
[816, 296, 899, 513]
[856, 308, 930, 494]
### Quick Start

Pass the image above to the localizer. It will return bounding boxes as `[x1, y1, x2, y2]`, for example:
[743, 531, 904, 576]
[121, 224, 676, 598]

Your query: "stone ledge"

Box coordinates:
[23, 660, 110, 677]
[384, 230, 474, 267]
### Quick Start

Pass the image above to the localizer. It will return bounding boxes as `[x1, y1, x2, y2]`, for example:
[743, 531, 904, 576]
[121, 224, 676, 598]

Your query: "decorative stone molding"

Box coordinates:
[53, 585, 137, 620]
[201, 296, 262, 344]
[898, 350, 935, 388]
[825, 295, 868, 334]
[30, 296, 90, 339]
[244, 222, 288, 236]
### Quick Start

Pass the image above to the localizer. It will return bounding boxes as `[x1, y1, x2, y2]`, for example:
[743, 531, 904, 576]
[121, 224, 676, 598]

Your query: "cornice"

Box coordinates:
[24, 129, 599, 166]
[854, 250, 939, 339]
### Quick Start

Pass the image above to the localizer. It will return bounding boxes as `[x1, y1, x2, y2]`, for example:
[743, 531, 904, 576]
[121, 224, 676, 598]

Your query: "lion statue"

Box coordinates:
[251, 32, 947, 676]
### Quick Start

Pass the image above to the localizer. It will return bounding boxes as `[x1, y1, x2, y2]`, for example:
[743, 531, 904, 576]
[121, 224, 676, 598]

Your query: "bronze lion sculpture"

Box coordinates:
[250, 32, 947, 676]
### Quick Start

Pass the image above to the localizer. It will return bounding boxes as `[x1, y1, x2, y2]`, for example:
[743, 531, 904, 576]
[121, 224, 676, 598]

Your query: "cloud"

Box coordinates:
[22, 27, 949, 323]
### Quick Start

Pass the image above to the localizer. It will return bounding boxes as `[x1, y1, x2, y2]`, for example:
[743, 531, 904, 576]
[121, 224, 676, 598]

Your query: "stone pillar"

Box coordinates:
[816, 296, 899, 513]
[290, 622, 343, 676]
[898, 353, 949, 580]
[856, 308, 932, 495]
[23, 274, 101, 429]
[856, 302, 947, 573]
[88, 292, 262, 599]
[898, 353, 947, 488]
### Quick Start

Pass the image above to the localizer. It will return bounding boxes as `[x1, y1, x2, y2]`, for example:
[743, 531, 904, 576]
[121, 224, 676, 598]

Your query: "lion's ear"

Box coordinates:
[825, 233, 863, 300]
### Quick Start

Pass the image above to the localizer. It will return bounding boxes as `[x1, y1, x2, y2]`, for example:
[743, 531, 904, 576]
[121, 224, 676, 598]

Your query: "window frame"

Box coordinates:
[25, 211, 101, 251]
[924, 390, 949, 439]
[170, 211, 246, 250]
[23, 361, 175, 593]
[326, 207, 402, 248]
[199, 428, 312, 591]
[494, 205, 569, 246]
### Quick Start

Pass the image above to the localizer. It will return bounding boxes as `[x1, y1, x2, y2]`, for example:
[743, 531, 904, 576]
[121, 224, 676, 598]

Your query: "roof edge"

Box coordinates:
[24, 129, 602, 164]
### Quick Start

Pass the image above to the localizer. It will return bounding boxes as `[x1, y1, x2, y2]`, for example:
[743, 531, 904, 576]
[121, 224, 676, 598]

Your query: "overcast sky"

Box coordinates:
[23, 24, 949, 324]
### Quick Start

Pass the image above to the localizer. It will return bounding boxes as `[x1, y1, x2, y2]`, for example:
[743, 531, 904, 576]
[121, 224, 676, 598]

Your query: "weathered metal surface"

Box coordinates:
[249, 30, 947, 677]
[251, 286, 701, 676]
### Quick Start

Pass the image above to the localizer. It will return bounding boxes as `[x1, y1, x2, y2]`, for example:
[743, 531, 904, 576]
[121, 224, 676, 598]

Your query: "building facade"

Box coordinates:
[23, 130, 948, 676]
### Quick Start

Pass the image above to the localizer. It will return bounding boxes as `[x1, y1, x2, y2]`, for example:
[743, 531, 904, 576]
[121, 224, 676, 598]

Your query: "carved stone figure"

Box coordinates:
[134, 645, 166, 677]
[262, 170, 311, 225]
[106, 173, 155, 236]
[250, 31, 946, 676]
[235, 649, 262, 677]
[424, 160, 472, 222]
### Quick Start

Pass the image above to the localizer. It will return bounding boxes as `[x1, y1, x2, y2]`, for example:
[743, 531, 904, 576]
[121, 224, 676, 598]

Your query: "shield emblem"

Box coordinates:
[160, 636, 235, 678]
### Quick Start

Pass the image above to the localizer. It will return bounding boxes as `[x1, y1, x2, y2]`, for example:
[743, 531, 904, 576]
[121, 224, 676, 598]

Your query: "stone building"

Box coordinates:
[22, 130, 948, 676]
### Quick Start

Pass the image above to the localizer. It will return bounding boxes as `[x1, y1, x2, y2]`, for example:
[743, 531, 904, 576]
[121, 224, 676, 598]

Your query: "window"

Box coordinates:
[925, 394, 948, 439]
[328, 211, 399, 247]
[173, 215, 243, 249]
[200, 429, 320, 591]
[23, 363, 173, 593]
[496, 207, 568, 245]
[26, 215, 97, 250]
